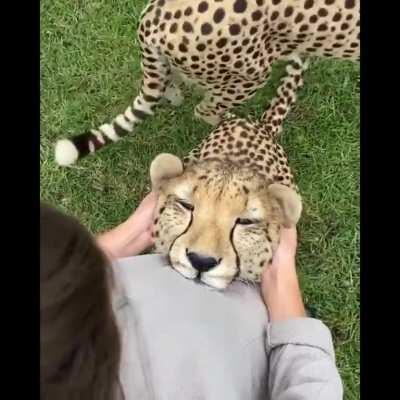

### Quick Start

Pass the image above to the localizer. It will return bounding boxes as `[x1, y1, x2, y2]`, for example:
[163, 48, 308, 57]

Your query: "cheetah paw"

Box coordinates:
[222, 112, 238, 120]
[164, 86, 184, 106]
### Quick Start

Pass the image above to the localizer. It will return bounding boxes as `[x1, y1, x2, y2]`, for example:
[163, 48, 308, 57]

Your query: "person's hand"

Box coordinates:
[96, 192, 158, 260]
[261, 227, 306, 321]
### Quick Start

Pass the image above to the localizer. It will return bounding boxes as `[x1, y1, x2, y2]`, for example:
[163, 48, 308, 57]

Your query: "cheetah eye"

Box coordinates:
[236, 218, 259, 225]
[177, 199, 194, 211]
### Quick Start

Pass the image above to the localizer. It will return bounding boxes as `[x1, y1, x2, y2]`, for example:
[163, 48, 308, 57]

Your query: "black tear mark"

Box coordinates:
[168, 212, 193, 261]
[229, 226, 241, 278]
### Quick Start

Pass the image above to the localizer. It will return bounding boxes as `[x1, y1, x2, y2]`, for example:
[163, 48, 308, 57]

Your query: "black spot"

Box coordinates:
[198, 1, 208, 13]
[216, 37, 228, 48]
[233, 0, 247, 13]
[271, 11, 279, 21]
[201, 23, 213, 35]
[284, 6, 294, 17]
[317, 23, 328, 31]
[325, 0, 335, 4]
[183, 21, 193, 33]
[309, 15, 318, 23]
[318, 8, 328, 17]
[221, 55, 230, 62]
[304, 0, 314, 9]
[333, 12, 342, 22]
[295, 13, 304, 23]
[272, 0, 281, 4]
[341, 22, 350, 30]
[344, 0, 355, 9]
[252, 10, 262, 21]
[300, 24, 309, 32]
[184, 7, 193, 16]
[214, 8, 225, 23]
[246, 46, 255, 54]
[197, 43, 206, 51]
[170, 23, 178, 33]
[174, 10, 181, 18]
[229, 24, 241, 35]
[148, 82, 159, 90]
[234, 60, 243, 68]
[178, 43, 188, 52]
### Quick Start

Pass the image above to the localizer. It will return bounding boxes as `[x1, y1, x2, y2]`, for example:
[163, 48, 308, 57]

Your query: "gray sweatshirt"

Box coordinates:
[112, 254, 342, 400]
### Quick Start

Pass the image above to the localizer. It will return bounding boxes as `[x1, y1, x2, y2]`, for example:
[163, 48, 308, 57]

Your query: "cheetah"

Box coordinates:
[55, 0, 359, 166]
[149, 57, 306, 289]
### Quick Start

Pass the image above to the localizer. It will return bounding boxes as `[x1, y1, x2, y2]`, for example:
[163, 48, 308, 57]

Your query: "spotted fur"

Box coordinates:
[151, 58, 306, 289]
[55, 0, 359, 165]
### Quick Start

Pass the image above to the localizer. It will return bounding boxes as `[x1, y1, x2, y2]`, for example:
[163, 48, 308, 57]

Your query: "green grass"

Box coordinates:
[41, 1, 359, 398]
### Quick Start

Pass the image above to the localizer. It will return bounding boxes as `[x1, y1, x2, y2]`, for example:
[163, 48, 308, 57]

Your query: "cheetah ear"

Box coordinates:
[150, 153, 184, 190]
[268, 183, 302, 228]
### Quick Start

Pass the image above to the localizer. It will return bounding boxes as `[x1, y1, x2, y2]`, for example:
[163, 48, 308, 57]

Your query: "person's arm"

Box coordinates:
[96, 192, 158, 260]
[261, 228, 343, 400]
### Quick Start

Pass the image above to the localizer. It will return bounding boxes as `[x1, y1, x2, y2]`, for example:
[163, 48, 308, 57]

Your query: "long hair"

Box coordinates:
[40, 203, 122, 400]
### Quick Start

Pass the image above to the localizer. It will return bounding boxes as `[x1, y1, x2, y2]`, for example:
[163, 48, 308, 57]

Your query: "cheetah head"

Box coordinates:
[150, 153, 302, 290]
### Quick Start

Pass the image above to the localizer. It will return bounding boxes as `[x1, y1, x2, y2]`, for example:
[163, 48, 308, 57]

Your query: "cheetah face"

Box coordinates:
[150, 154, 302, 290]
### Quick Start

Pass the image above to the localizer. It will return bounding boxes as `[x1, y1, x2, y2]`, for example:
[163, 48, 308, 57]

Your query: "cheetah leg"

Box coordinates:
[163, 69, 184, 106]
[194, 77, 268, 126]
[55, 47, 172, 166]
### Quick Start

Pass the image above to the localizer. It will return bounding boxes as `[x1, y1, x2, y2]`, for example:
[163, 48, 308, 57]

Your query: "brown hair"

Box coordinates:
[40, 203, 122, 400]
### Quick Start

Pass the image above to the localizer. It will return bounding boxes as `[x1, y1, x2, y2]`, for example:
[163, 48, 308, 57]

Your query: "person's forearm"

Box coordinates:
[96, 216, 152, 260]
[262, 260, 306, 321]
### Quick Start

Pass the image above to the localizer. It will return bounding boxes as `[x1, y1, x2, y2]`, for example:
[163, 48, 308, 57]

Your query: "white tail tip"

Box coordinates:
[55, 139, 79, 166]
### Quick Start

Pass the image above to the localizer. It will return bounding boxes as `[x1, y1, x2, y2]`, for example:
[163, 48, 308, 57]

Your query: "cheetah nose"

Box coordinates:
[186, 251, 219, 273]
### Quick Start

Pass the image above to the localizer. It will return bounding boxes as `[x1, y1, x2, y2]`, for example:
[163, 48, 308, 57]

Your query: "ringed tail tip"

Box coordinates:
[55, 139, 79, 166]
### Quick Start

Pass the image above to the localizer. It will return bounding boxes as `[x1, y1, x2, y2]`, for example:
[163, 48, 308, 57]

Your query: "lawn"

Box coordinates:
[40, 1, 360, 398]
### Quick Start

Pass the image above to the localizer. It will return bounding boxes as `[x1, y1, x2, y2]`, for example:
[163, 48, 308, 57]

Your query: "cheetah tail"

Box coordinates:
[260, 55, 309, 138]
[54, 91, 160, 166]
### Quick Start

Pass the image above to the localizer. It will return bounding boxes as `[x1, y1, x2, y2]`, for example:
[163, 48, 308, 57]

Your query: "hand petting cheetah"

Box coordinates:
[55, 0, 359, 166]
[149, 57, 307, 289]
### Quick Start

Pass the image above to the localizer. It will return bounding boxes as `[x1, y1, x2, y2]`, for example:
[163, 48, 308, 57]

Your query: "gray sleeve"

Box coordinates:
[265, 318, 343, 400]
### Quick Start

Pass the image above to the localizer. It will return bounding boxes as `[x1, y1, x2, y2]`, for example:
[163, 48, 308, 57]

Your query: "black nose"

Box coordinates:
[187, 251, 218, 273]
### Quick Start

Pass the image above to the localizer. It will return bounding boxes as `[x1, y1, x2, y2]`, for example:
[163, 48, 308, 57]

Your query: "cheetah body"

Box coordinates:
[55, 0, 359, 165]
[150, 59, 306, 289]
[140, 0, 359, 124]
